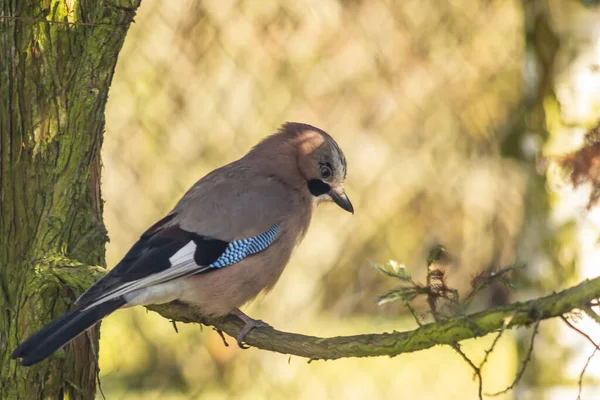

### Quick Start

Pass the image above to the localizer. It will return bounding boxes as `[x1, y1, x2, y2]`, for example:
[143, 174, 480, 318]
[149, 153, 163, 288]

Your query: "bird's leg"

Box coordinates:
[230, 308, 271, 349]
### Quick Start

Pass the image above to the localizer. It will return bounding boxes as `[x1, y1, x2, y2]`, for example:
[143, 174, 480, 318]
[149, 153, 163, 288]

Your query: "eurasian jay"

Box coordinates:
[12, 122, 353, 366]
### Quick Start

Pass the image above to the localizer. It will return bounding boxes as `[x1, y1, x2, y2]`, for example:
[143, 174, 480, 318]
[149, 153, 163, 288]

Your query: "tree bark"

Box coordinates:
[0, 1, 141, 398]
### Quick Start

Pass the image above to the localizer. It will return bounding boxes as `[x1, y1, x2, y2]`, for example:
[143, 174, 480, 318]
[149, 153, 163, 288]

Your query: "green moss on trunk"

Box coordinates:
[0, 0, 141, 398]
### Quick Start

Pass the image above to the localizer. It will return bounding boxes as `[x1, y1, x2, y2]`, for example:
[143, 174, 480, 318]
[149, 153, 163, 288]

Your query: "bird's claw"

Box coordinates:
[230, 308, 271, 349]
[213, 328, 229, 347]
[236, 318, 270, 349]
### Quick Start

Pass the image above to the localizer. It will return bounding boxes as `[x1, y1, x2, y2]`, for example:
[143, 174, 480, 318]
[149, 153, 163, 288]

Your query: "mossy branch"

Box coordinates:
[147, 276, 600, 360]
[44, 260, 600, 360]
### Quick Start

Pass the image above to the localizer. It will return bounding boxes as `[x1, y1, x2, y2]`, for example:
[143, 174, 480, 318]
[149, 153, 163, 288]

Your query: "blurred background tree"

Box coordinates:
[516, 1, 600, 398]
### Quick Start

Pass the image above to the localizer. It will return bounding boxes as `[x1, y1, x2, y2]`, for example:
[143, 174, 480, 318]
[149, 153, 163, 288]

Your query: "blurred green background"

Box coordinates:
[98, 0, 600, 398]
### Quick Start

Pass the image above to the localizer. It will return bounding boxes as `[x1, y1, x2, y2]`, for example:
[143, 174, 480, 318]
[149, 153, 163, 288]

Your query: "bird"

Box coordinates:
[11, 122, 353, 366]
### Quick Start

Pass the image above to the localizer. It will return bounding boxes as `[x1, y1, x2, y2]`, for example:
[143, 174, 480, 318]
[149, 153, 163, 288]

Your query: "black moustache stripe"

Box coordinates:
[308, 179, 330, 196]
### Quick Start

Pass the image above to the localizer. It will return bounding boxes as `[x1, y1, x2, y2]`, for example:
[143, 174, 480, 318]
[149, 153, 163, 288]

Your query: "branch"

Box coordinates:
[561, 316, 600, 400]
[487, 319, 540, 396]
[450, 343, 483, 400]
[147, 276, 600, 360]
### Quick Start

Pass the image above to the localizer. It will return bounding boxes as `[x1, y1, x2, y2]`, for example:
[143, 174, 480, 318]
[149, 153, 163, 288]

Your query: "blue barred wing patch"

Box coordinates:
[208, 223, 280, 269]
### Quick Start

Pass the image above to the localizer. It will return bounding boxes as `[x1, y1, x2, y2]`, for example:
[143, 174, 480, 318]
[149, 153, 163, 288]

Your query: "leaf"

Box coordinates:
[375, 285, 426, 305]
[371, 260, 412, 282]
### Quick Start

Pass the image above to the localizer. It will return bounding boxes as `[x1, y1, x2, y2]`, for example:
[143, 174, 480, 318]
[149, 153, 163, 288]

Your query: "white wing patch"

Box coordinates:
[169, 241, 196, 265]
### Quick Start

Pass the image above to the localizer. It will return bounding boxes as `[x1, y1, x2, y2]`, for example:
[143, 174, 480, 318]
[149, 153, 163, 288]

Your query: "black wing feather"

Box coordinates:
[12, 214, 230, 366]
[76, 213, 229, 307]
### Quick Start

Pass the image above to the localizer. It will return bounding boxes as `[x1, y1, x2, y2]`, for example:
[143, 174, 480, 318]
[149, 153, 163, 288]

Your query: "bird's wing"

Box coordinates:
[76, 166, 294, 309]
[171, 162, 295, 239]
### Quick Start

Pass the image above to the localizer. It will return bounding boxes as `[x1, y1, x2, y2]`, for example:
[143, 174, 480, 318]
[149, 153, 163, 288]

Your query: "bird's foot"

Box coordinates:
[230, 308, 271, 349]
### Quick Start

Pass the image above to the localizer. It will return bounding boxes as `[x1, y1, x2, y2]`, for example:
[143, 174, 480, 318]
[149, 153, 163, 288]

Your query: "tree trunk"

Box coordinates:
[0, 0, 141, 398]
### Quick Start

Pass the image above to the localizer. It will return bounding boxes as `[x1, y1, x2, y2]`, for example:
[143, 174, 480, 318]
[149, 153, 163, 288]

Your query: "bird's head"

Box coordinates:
[285, 122, 353, 214]
[247, 122, 354, 214]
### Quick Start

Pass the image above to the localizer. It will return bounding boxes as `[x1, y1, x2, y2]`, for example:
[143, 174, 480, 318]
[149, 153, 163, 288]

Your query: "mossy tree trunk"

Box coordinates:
[0, 0, 141, 398]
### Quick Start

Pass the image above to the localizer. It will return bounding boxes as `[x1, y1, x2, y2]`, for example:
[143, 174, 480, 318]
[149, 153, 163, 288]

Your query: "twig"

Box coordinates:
[405, 302, 423, 326]
[464, 264, 525, 307]
[479, 330, 503, 369]
[562, 315, 599, 348]
[487, 319, 540, 396]
[582, 305, 600, 325]
[479, 314, 513, 370]
[578, 346, 598, 400]
[426, 264, 441, 322]
[213, 328, 229, 347]
[85, 330, 106, 400]
[561, 315, 600, 400]
[451, 343, 483, 400]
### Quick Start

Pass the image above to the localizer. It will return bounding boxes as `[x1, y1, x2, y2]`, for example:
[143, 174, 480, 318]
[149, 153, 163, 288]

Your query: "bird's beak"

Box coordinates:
[329, 187, 354, 214]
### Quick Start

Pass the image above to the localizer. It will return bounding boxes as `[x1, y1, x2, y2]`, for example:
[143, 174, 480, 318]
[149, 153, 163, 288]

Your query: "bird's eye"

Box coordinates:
[320, 165, 332, 179]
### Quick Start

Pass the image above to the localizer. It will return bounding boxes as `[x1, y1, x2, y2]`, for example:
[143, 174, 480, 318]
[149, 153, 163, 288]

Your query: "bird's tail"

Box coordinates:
[11, 297, 126, 366]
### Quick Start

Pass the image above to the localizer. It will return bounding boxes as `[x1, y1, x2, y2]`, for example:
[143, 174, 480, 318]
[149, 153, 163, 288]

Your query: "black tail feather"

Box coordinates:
[11, 308, 82, 359]
[11, 298, 125, 366]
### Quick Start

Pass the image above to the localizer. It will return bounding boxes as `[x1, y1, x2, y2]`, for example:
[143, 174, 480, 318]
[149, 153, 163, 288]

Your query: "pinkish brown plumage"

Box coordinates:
[12, 122, 352, 366]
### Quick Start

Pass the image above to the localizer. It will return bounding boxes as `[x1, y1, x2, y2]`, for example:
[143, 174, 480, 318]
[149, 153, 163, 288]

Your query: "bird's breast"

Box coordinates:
[179, 209, 312, 316]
